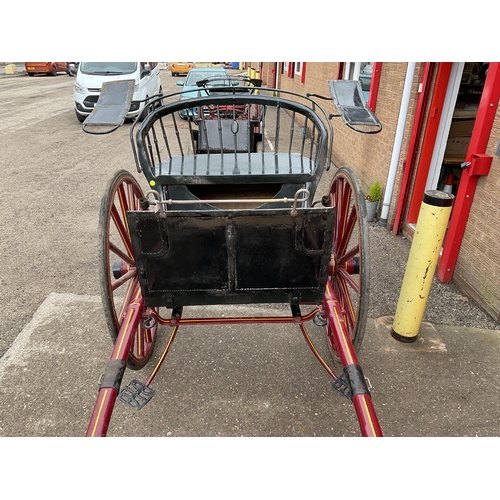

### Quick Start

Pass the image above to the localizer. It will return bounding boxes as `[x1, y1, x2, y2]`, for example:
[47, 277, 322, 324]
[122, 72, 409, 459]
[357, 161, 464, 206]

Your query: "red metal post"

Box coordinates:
[367, 62, 382, 113]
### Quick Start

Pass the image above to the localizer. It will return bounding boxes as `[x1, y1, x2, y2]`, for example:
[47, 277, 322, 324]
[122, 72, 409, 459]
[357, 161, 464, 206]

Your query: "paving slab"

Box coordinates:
[1, 292, 499, 437]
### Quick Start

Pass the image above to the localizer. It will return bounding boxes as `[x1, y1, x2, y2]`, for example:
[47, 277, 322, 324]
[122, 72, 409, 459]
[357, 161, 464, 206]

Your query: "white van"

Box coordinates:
[74, 62, 162, 122]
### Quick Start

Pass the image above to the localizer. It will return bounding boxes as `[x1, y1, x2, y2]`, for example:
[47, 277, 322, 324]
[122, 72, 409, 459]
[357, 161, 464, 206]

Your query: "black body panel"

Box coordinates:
[127, 207, 335, 308]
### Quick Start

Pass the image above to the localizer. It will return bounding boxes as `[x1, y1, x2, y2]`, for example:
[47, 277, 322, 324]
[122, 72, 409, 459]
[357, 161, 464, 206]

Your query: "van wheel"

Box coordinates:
[137, 100, 151, 122]
[75, 110, 86, 123]
[153, 87, 163, 110]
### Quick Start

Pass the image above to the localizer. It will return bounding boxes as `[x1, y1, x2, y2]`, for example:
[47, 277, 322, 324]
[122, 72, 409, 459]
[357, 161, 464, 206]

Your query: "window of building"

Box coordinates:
[342, 62, 381, 111]
[294, 62, 306, 83]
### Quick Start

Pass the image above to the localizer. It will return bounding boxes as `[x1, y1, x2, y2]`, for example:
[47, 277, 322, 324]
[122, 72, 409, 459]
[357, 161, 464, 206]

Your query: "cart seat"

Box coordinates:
[156, 152, 316, 185]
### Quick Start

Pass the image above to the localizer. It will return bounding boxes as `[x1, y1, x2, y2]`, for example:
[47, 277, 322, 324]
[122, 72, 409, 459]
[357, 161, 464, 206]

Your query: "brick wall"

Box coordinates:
[270, 62, 423, 227]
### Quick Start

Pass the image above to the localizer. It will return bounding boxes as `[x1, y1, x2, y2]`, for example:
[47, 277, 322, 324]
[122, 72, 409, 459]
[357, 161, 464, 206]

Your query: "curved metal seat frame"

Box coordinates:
[130, 90, 334, 202]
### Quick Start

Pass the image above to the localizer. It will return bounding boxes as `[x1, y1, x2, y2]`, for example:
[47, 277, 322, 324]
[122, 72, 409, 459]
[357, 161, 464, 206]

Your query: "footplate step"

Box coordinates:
[118, 379, 155, 410]
[332, 371, 352, 400]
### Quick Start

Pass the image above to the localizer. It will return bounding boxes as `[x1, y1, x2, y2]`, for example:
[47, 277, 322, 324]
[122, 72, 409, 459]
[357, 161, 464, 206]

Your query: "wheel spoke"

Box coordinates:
[127, 181, 140, 211]
[117, 182, 132, 217]
[334, 188, 357, 258]
[336, 244, 359, 269]
[338, 266, 360, 294]
[332, 274, 356, 332]
[111, 204, 134, 259]
[109, 241, 135, 267]
[111, 268, 137, 291]
[116, 275, 139, 325]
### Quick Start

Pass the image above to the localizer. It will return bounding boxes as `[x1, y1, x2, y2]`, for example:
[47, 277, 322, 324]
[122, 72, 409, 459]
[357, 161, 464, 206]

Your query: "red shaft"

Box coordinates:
[323, 280, 383, 437]
[86, 287, 144, 437]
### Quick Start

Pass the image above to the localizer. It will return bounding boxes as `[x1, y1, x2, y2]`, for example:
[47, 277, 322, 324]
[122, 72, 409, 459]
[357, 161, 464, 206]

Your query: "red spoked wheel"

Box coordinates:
[323, 166, 370, 358]
[98, 170, 157, 370]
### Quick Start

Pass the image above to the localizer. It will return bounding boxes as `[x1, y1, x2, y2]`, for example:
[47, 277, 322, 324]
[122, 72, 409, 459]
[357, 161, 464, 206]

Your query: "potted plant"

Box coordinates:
[366, 180, 382, 222]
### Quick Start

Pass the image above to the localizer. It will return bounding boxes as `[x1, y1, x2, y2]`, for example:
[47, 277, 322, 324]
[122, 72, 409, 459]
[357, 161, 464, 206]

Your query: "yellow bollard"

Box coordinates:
[391, 190, 454, 342]
[5, 63, 18, 75]
[254, 71, 260, 94]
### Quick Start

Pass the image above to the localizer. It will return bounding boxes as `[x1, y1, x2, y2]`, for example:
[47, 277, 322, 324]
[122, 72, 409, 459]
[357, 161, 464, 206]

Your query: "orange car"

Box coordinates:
[25, 62, 68, 76]
[170, 62, 193, 77]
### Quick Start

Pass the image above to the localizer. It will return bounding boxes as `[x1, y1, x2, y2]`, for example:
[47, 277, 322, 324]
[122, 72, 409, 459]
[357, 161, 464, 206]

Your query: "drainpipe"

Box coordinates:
[379, 62, 416, 227]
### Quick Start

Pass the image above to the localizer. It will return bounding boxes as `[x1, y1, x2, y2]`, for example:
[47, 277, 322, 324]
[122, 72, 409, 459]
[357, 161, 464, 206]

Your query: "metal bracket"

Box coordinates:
[332, 365, 371, 400]
[313, 311, 327, 326]
[144, 188, 311, 215]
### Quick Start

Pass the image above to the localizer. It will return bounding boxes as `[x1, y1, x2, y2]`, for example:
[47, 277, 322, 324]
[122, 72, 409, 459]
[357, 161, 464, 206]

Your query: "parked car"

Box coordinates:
[66, 62, 79, 77]
[73, 62, 162, 123]
[170, 62, 193, 76]
[193, 62, 223, 68]
[25, 62, 68, 76]
[176, 67, 235, 119]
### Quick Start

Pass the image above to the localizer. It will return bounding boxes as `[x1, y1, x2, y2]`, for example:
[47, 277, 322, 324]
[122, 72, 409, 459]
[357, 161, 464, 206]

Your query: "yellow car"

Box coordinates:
[170, 62, 193, 77]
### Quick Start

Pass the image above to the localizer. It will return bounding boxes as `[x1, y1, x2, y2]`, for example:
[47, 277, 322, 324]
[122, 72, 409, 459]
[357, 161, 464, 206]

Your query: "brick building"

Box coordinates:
[242, 62, 500, 321]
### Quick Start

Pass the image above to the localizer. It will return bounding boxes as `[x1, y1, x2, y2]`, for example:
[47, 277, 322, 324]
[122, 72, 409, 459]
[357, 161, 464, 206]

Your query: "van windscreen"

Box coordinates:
[80, 62, 137, 75]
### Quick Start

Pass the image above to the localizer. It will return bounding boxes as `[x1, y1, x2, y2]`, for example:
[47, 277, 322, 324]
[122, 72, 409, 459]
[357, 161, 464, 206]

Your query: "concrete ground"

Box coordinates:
[1, 291, 499, 437]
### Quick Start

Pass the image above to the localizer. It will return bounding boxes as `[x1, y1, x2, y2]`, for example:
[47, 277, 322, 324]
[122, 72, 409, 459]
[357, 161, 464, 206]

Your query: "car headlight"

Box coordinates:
[74, 82, 85, 94]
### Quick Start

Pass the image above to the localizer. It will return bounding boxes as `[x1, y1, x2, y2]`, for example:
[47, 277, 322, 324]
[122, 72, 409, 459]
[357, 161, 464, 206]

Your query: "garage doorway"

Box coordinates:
[406, 62, 489, 227]
[425, 62, 488, 197]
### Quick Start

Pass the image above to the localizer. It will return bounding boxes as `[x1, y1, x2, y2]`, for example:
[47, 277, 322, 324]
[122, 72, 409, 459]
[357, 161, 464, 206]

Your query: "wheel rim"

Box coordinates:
[325, 166, 369, 357]
[99, 170, 157, 369]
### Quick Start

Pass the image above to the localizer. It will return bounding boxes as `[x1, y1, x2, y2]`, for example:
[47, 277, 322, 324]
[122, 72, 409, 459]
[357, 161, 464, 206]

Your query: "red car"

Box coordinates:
[25, 62, 68, 76]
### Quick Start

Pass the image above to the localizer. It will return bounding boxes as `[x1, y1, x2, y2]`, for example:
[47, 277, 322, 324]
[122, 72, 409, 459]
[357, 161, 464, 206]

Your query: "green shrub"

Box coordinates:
[366, 181, 382, 202]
